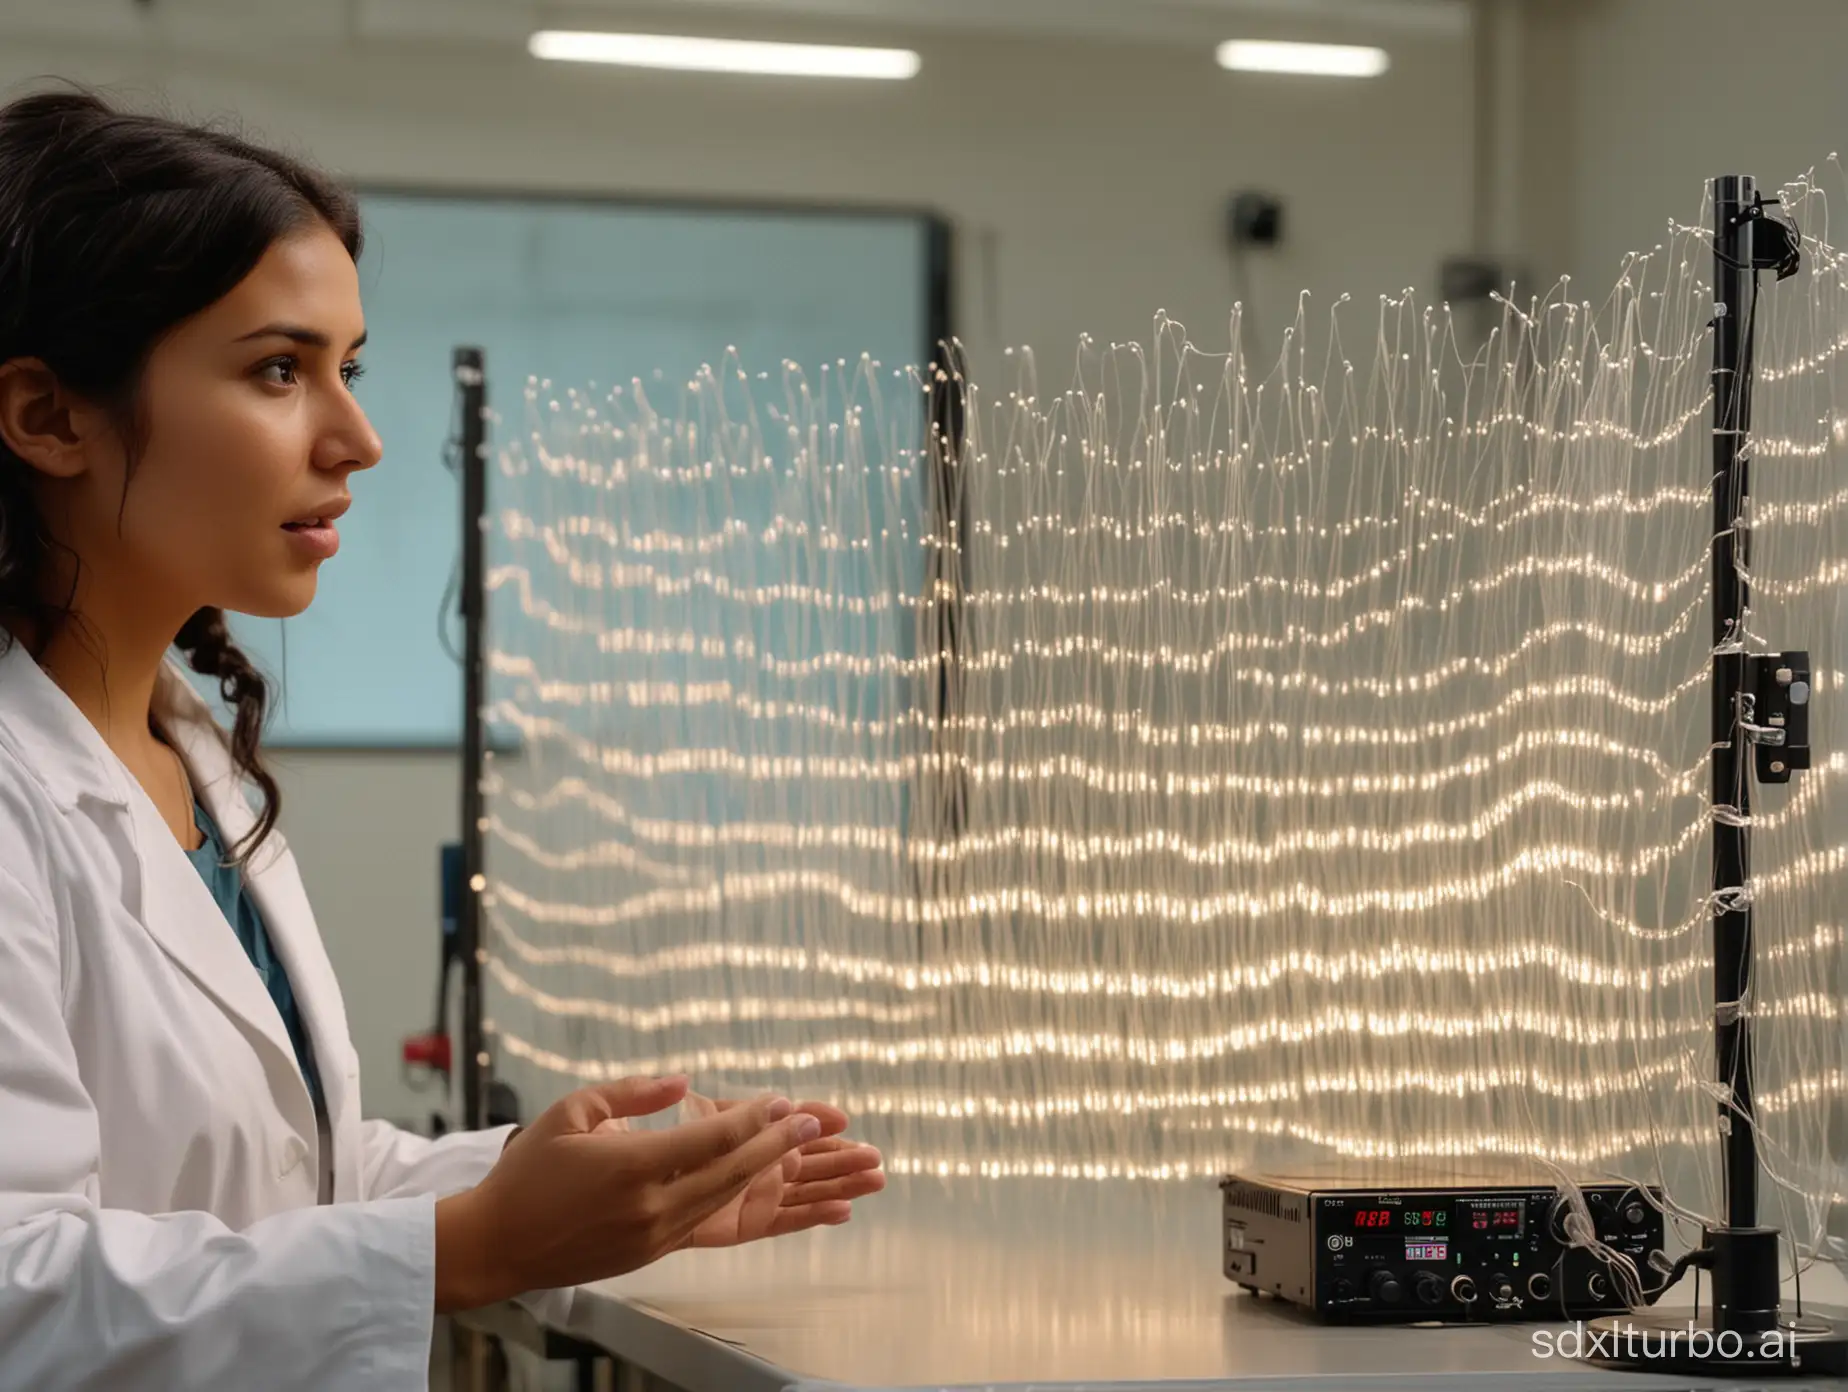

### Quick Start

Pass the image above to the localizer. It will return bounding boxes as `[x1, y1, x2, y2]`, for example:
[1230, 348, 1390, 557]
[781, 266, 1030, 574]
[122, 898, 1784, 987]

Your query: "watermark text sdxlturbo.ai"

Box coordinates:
[1534, 1321, 1790, 1362]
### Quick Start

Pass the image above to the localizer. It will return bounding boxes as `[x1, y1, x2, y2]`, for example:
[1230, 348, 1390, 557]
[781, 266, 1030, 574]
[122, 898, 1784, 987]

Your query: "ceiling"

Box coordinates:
[0, 0, 1470, 53]
[545, 0, 1472, 42]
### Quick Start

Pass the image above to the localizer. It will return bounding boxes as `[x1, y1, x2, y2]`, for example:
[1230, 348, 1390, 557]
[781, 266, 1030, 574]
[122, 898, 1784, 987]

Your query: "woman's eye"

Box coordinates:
[258, 357, 299, 386]
[341, 360, 367, 390]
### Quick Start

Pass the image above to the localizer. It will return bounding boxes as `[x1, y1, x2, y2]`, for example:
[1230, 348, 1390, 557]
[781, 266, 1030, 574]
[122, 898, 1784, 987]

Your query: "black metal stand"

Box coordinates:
[1711, 172, 1762, 1254]
[1585, 175, 1844, 1377]
[454, 346, 489, 1131]
[912, 224, 965, 965]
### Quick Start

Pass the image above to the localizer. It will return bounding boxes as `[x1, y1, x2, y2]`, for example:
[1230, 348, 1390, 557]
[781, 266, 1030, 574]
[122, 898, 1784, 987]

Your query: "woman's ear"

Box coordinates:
[0, 358, 99, 479]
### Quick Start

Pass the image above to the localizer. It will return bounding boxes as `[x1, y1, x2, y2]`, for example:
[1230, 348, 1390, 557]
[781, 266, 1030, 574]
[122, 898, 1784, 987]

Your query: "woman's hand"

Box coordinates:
[433, 1075, 821, 1312]
[677, 1092, 886, 1248]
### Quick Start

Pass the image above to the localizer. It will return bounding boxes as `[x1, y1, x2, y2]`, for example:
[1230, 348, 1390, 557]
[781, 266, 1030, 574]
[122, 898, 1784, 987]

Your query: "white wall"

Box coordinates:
[1527, 0, 1848, 289]
[0, 3, 1476, 1126]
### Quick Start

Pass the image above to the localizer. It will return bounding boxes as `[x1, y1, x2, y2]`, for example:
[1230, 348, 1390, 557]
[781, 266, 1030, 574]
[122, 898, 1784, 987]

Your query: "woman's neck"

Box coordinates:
[29, 598, 187, 756]
[28, 606, 207, 853]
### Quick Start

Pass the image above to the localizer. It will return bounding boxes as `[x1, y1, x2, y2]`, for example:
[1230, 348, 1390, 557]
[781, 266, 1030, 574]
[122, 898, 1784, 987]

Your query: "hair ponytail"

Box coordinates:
[173, 608, 281, 865]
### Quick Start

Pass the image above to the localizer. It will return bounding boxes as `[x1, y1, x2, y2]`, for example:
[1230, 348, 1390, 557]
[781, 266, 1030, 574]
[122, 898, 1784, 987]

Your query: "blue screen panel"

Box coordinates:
[208, 194, 932, 746]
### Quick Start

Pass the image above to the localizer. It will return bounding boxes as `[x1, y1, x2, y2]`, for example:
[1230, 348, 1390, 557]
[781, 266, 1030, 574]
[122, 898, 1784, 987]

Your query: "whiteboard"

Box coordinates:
[208, 192, 937, 746]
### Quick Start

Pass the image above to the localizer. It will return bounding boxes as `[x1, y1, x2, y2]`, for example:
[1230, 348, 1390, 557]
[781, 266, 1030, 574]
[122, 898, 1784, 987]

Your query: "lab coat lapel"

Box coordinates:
[156, 666, 360, 1192]
[237, 835, 366, 1202]
[0, 641, 311, 1133]
[124, 787, 317, 1140]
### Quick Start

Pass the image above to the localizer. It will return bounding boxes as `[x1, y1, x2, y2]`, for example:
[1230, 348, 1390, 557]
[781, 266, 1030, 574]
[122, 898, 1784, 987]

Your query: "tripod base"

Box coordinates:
[1582, 1308, 1848, 1377]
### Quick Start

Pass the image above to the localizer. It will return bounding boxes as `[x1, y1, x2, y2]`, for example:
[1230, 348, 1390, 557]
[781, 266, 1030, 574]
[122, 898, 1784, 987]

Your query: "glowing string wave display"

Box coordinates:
[481, 174, 1848, 1266]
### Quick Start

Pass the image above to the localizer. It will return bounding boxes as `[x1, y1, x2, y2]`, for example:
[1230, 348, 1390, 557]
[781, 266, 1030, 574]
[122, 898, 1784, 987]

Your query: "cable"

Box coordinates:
[437, 382, 466, 665]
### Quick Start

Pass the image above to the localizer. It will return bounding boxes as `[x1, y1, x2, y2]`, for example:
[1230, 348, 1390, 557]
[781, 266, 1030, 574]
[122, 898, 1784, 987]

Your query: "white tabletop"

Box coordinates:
[546, 1177, 1848, 1390]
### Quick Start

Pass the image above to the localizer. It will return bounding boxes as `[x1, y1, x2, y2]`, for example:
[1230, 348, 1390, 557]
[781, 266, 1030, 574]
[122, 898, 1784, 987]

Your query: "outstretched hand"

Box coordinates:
[436, 1076, 830, 1312]
[677, 1093, 885, 1247]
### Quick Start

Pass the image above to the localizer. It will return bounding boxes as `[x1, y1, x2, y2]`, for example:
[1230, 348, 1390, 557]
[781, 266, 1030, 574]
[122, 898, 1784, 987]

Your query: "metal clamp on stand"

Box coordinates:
[1744, 651, 1812, 783]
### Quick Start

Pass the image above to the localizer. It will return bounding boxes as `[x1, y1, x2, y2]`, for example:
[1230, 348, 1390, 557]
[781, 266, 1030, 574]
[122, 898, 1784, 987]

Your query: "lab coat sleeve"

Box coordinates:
[0, 863, 438, 1392]
[359, 1120, 577, 1325]
[358, 1116, 517, 1202]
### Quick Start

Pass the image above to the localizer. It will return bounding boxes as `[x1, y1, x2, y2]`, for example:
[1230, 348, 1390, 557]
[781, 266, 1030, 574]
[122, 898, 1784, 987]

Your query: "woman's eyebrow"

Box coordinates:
[235, 323, 368, 351]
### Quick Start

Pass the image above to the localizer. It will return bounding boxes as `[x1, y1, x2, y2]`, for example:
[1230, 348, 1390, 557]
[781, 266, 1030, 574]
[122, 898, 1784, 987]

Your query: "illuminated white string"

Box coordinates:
[477, 173, 1848, 1276]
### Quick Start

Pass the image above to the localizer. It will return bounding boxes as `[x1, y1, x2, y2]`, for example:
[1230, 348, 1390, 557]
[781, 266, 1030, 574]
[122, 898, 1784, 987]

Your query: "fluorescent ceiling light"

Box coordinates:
[529, 30, 921, 80]
[1216, 40, 1390, 77]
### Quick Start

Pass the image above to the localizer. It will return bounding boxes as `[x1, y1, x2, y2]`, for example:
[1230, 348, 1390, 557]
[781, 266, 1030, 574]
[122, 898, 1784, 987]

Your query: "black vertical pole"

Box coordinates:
[1709, 177, 1758, 1237]
[917, 222, 965, 960]
[1585, 181, 1848, 1370]
[455, 346, 488, 1131]
[1702, 176, 1792, 1342]
[926, 220, 965, 838]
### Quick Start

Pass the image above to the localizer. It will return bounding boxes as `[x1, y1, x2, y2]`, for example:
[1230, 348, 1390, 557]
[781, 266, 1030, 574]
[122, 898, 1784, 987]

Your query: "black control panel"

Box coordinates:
[1222, 1174, 1665, 1322]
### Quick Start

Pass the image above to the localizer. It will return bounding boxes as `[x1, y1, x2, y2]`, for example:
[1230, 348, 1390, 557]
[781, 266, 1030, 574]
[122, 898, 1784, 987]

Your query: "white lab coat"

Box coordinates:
[0, 638, 528, 1389]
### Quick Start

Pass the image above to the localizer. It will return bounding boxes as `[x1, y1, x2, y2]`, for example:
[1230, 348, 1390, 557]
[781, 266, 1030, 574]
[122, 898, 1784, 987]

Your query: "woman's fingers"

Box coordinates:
[792, 1134, 874, 1164]
[790, 1101, 850, 1137]
[782, 1168, 887, 1208]
[792, 1143, 883, 1183]
[693, 1095, 845, 1131]
[608, 1092, 874, 1237]
[630, 1095, 790, 1175]
[666, 1110, 821, 1211]
[765, 1201, 855, 1237]
[547, 1076, 688, 1136]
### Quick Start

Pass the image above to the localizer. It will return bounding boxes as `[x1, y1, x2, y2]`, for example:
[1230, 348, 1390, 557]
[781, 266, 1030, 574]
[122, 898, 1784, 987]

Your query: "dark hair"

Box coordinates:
[0, 85, 363, 862]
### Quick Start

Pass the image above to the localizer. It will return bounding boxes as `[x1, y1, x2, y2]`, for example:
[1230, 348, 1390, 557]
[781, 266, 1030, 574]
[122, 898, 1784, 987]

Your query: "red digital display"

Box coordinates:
[1351, 1208, 1447, 1230]
[1462, 1199, 1526, 1236]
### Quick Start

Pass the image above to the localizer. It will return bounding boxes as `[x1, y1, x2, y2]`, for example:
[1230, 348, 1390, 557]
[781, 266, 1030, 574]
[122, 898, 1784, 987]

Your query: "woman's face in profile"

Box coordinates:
[56, 222, 382, 624]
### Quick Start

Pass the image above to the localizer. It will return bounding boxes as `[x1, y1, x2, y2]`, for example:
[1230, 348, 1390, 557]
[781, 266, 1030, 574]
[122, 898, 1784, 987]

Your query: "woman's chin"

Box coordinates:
[231, 578, 319, 621]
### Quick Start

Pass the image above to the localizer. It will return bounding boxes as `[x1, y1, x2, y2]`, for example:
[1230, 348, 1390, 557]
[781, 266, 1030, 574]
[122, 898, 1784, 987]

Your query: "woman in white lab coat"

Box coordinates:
[0, 87, 885, 1390]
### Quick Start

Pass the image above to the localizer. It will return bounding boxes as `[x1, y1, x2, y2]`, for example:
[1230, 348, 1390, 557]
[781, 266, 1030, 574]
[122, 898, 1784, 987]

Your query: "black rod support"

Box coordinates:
[1576, 181, 1848, 1376]
[1709, 175, 1760, 1241]
[1706, 1225, 1782, 1335]
[454, 346, 489, 1130]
